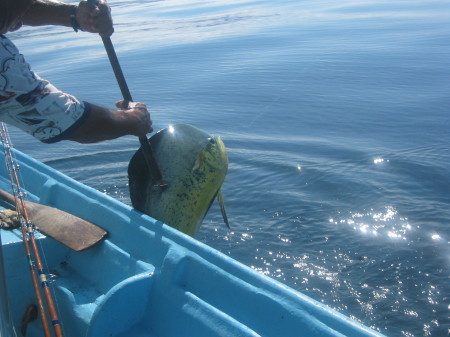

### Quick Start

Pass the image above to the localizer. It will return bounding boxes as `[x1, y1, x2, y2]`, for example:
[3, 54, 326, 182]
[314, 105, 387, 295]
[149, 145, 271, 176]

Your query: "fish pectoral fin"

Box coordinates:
[192, 157, 200, 171]
[217, 189, 230, 229]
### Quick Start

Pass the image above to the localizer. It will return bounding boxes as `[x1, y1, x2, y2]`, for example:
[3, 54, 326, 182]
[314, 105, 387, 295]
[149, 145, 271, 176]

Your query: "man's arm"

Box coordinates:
[22, 0, 73, 28]
[23, 0, 113, 37]
[1, 0, 151, 144]
[22, 1, 149, 143]
[67, 101, 153, 143]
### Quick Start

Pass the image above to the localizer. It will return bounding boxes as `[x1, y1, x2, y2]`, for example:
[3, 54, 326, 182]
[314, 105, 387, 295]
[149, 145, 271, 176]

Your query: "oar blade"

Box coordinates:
[0, 189, 107, 251]
[28, 203, 108, 252]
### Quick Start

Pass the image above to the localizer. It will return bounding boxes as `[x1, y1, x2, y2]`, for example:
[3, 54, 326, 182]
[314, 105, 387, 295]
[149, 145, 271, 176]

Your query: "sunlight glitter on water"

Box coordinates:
[373, 157, 388, 164]
[330, 206, 414, 241]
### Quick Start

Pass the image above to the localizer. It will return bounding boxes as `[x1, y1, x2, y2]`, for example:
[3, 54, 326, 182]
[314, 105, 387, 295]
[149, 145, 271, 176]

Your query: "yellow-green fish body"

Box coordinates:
[128, 124, 229, 236]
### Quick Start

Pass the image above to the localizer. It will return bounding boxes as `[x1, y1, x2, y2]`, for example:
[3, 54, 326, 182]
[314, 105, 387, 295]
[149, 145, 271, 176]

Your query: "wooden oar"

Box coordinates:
[88, 0, 164, 183]
[0, 189, 107, 252]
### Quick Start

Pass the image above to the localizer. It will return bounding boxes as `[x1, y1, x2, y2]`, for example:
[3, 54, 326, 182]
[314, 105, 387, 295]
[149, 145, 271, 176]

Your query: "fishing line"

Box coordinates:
[0, 122, 64, 337]
[245, 75, 305, 130]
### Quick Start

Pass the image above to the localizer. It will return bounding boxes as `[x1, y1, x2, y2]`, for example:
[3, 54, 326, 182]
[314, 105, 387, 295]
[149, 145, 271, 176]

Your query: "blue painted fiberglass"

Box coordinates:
[0, 148, 385, 337]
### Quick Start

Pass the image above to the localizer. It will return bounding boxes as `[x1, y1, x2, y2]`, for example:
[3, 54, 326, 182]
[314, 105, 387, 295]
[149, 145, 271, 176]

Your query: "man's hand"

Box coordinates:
[77, 0, 114, 37]
[115, 100, 153, 137]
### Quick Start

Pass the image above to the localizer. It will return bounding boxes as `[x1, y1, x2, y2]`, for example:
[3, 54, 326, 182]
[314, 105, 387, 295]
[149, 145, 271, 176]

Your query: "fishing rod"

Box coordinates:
[0, 123, 64, 337]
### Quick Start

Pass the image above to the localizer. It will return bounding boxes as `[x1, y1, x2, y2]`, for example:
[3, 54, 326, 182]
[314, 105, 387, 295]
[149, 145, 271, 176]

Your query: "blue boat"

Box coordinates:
[0, 148, 385, 337]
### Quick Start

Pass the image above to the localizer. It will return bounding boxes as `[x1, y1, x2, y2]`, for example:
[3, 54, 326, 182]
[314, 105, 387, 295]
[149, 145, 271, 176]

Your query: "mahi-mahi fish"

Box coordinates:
[128, 124, 230, 236]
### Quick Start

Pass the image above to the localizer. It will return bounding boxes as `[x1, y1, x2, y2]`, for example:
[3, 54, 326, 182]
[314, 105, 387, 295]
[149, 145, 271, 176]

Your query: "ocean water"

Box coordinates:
[6, 0, 450, 336]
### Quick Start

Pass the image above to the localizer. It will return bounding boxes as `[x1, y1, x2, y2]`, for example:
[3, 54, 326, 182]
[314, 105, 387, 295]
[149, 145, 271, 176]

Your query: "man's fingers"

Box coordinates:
[115, 100, 128, 109]
[78, 0, 114, 37]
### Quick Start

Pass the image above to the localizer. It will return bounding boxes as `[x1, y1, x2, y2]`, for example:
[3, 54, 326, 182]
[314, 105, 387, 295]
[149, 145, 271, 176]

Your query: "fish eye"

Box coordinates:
[208, 137, 216, 145]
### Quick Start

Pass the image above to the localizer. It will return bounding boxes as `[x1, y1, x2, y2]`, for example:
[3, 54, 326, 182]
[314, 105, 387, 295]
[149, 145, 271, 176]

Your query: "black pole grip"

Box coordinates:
[87, 0, 163, 181]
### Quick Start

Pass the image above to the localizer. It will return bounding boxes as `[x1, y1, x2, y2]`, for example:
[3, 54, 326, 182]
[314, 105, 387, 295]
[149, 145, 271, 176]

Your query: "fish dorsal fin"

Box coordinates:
[217, 189, 230, 229]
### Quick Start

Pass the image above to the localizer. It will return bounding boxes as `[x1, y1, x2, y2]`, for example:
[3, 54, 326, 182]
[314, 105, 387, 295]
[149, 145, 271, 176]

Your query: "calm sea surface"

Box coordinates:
[7, 0, 450, 336]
